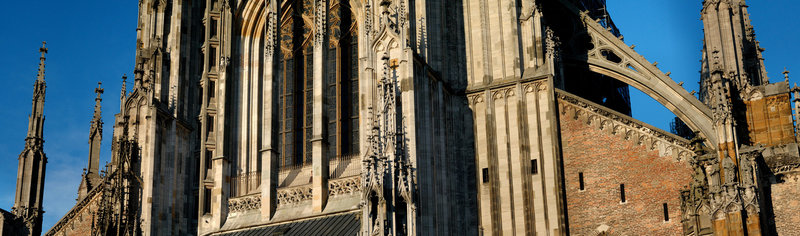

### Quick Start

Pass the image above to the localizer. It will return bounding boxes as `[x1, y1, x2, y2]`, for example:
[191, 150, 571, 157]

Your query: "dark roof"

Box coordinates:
[216, 212, 360, 236]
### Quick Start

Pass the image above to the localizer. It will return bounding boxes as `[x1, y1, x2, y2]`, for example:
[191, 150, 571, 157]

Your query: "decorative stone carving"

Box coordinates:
[277, 186, 313, 206]
[314, 0, 326, 47]
[329, 176, 362, 196]
[468, 94, 485, 105]
[227, 195, 262, 213]
[219, 56, 230, 73]
[265, 12, 277, 58]
[364, 2, 372, 37]
[545, 27, 560, 59]
[722, 156, 737, 184]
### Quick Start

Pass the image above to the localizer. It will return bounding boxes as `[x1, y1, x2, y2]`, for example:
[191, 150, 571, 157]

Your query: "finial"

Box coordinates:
[120, 74, 128, 112]
[39, 41, 48, 57]
[783, 67, 790, 82]
[121, 74, 127, 96]
[93, 82, 104, 116]
[95, 82, 104, 99]
[37, 41, 48, 82]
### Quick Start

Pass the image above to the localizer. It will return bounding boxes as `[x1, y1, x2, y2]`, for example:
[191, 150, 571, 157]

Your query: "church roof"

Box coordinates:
[215, 212, 360, 236]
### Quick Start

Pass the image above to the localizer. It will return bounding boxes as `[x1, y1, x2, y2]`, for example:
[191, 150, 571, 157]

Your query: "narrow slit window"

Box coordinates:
[482, 168, 489, 183]
[663, 203, 669, 221]
[531, 159, 538, 175]
[620, 184, 626, 203]
[203, 188, 212, 214]
[578, 172, 585, 190]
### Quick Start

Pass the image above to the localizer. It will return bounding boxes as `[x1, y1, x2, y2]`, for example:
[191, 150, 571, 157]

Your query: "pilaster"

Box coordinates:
[312, 0, 330, 213]
[260, 0, 279, 220]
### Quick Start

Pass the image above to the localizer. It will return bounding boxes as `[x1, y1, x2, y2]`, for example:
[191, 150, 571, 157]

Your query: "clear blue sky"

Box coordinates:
[0, 0, 798, 233]
[608, 1, 800, 129]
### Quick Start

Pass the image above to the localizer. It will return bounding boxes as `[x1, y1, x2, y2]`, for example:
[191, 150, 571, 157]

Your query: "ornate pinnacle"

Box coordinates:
[120, 74, 127, 111]
[37, 41, 48, 82]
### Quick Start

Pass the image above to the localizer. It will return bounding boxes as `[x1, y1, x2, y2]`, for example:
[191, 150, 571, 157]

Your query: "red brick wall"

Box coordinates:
[771, 172, 800, 235]
[559, 114, 693, 235]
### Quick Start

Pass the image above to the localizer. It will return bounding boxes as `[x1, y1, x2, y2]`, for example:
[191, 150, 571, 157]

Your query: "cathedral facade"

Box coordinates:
[3, 0, 800, 235]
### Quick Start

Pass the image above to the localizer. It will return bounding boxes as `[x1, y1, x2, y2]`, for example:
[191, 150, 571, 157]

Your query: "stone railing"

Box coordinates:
[556, 90, 695, 162]
[227, 193, 261, 213]
[226, 175, 363, 211]
[277, 184, 313, 206]
[329, 176, 361, 197]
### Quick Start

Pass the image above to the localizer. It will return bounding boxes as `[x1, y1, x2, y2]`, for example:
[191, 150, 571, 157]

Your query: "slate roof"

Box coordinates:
[215, 212, 360, 236]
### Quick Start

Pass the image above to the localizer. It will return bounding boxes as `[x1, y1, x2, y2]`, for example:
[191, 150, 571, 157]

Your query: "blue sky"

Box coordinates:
[608, 1, 800, 129]
[0, 0, 798, 233]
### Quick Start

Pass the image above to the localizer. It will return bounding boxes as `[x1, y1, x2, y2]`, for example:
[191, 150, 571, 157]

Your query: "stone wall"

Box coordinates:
[744, 91, 795, 147]
[770, 171, 800, 235]
[558, 94, 693, 235]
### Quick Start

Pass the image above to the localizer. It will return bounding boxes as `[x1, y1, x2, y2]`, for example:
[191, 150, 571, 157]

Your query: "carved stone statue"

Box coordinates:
[722, 157, 737, 184]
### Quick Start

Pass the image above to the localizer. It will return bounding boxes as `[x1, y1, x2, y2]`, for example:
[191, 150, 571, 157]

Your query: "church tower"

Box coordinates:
[685, 0, 790, 235]
[78, 82, 104, 201]
[12, 42, 49, 236]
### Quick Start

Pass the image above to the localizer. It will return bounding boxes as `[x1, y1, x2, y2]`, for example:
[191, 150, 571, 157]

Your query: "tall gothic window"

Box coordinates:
[326, 0, 359, 160]
[277, 0, 359, 168]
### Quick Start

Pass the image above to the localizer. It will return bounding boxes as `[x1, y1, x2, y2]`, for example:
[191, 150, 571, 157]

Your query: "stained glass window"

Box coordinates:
[276, 0, 359, 167]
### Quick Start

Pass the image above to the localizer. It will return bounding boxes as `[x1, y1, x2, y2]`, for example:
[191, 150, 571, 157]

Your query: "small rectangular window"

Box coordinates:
[203, 188, 212, 214]
[531, 159, 538, 175]
[482, 168, 489, 183]
[663, 203, 669, 221]
[578, 172, 585, 190]
[620, 184, 626, 203]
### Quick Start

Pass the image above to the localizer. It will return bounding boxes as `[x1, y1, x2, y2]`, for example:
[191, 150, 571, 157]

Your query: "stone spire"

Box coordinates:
[28, 42, 48, 140]
[78, 82, 104, 201]
[12, 41, 49, 236]
[89, 83, 104, 173]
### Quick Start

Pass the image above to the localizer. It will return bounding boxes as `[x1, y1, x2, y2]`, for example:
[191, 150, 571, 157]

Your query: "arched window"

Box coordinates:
[276, 0, 359, 168]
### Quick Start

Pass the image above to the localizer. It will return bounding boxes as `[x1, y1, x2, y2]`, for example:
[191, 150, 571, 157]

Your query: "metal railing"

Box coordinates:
[231, 153, 362, 191]
[230, 171, 261, 197]
[329, 153, 360, 178]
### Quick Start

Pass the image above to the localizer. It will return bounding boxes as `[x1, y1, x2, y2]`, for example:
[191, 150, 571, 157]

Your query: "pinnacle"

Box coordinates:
[783, 67, 790, 81]
[95, 82, 104, 98]
[93, 82, 104, 119]
[37, 41, 48, 82]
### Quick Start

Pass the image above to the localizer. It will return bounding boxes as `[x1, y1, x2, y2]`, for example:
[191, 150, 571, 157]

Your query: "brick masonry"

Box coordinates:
[559, 113, 693, 235]
[48, 190, 102, 236]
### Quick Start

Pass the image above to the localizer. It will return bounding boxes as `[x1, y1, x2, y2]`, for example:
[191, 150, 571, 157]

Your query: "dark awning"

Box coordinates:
[216, 212, 360, 236]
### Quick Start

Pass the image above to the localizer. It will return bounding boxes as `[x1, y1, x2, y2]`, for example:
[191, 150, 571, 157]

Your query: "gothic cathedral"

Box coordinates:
[3, 0, 800, 235]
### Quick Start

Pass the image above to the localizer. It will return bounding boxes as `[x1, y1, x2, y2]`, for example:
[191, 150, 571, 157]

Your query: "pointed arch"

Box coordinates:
[236, 0, 361, 172]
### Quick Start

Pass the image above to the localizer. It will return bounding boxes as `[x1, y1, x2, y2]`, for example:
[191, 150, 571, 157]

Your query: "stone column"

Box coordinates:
[210, 3, 233, 229]
[311, 0, 329, 212]
[261, 3, 279, 220]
